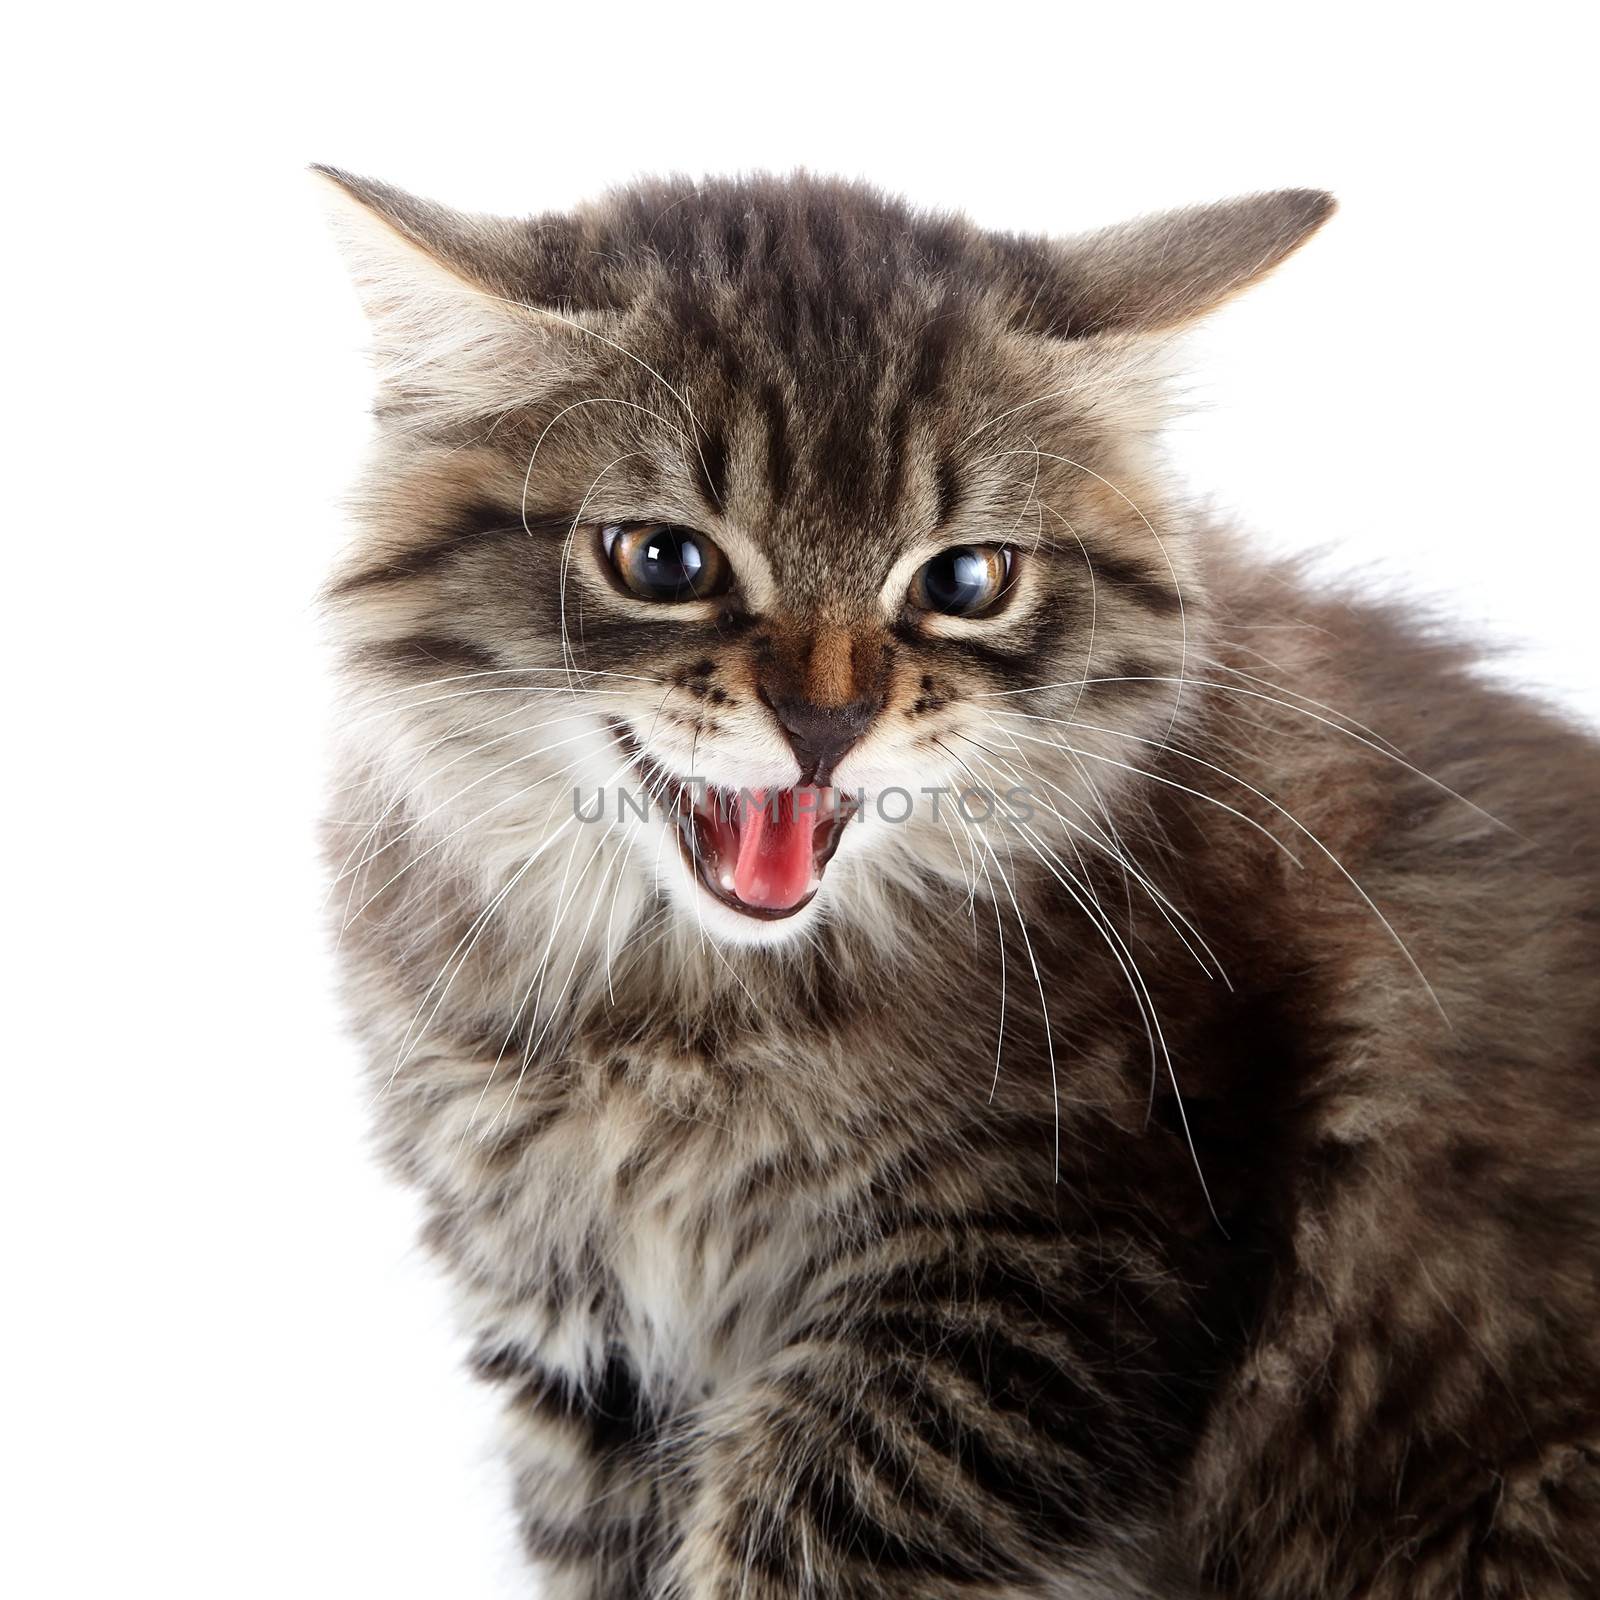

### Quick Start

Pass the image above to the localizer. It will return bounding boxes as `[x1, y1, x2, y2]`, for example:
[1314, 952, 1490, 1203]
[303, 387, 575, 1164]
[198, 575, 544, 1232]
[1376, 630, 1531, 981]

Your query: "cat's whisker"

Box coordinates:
[992, 447, 1192, 751]
[604, 811, 651, 1005]
[583, 764, 680, 1015]
[381, 829, 559, 1095]
[979, 845, 1009, 1102]
[961, 734, 1227, 985]
[974, 824, 1059, 1181]
[944, 801, 1010, 1099]
[989, 711, 1449, 1024]
[970, 725, 1113, 922]
[1027, 494, 1045, 556]
[327, 716, 530, 919]
[341, 744, 601, 926]
[347, 664, 662, 706]
[1001, 809, 1223, 1227]
[955, 382, 1090, 451]
[1068, 674, 1509, 834]
[974, 713, 1102, 871]
[975, 647, 1400, 774]
[1042, 701, 1156, 940]
[981, 720, 1188, 930]
[1001, 435, 1045, 550]
[552, 451, 643, 695]
[601, 687, 681, 1001]
[326, 697, 536, 800]
[937, 738, 1060, 1180]
[976, 713, 1301, 865]
[1037, 503, 1099, 729]
[332, 722, 604, 896]
[1197, 653, 1407, 757]
[947, 738, 1171, 1068]
[962, 718, 1193, 933]
[327, 707, 600, 909]
[479, 737, 662, 1108]
[469, 820, 611, 1142]
[486, 297, 720, 499]
[338, 682, 634, 736]
[933, 801, 982, 926]
[486, 808, 646, 1136]
[515, 394, 697, 551]
[334, 745, 598, 934]
[955, 726, 1181, 1094]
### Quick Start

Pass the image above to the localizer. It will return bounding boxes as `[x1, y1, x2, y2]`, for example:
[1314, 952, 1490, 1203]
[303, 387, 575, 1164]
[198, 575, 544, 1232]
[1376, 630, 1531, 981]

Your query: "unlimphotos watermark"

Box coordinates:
[572, 782, 1037, 826]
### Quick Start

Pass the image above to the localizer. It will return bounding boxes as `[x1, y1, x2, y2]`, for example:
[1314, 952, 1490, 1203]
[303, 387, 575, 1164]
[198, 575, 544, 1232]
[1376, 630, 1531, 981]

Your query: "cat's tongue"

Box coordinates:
[733, 788, 820, 911]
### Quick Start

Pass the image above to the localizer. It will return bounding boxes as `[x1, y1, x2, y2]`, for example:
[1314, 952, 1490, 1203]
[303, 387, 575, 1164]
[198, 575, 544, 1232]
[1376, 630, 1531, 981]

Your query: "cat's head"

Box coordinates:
[321, 171, 1329, 954]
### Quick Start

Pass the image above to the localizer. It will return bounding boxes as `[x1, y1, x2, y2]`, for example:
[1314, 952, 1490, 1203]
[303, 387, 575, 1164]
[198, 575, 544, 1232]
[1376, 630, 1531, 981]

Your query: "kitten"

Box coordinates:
[318, 169, 1600, 1598]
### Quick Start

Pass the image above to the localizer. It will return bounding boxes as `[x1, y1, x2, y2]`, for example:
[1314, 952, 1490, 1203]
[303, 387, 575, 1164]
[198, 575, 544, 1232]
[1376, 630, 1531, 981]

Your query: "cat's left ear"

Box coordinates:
[1030, 189, 1336, 339]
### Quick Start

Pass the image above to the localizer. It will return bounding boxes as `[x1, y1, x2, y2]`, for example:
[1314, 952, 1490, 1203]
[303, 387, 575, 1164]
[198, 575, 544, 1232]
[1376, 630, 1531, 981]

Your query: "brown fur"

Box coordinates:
[318, 169, 1600, 1597]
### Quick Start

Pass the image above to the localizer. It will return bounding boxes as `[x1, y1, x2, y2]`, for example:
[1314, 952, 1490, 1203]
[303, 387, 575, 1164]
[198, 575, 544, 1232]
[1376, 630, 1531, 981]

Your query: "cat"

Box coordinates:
[317, 168, 1600, 1598]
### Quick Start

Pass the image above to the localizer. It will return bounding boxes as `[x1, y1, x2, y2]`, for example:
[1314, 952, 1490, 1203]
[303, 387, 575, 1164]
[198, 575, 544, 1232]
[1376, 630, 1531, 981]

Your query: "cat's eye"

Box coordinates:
[910, 545, 1015, 618]
[601, 523, 731, 603]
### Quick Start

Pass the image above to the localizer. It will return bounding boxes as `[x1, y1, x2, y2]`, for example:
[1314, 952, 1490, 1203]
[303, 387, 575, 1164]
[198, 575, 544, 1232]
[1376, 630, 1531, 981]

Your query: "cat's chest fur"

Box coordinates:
[418, 1059, 834, 1413]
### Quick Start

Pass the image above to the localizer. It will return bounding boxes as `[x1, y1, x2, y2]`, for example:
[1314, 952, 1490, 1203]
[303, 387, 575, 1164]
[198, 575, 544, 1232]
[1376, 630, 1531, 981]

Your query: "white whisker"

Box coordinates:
[986, 711, 1448, 1024]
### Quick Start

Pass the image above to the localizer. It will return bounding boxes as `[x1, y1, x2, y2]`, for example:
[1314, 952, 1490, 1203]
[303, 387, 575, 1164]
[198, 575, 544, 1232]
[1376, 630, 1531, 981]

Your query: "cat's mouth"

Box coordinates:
[611, 724, 858, 920]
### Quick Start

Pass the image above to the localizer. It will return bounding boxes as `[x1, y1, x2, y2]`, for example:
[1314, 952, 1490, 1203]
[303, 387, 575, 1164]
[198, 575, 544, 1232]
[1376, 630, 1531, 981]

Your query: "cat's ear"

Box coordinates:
[313, 165, 569, 421]
[1043, 189, 1336, 338]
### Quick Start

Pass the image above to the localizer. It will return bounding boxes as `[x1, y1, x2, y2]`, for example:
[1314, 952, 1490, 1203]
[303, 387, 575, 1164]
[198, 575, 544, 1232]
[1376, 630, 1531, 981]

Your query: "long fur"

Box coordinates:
[319, 170, 1600, 1598]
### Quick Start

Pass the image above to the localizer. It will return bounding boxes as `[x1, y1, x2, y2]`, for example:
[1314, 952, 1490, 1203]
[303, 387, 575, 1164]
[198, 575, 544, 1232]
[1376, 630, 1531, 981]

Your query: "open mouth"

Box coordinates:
[612, 725, 859, 920]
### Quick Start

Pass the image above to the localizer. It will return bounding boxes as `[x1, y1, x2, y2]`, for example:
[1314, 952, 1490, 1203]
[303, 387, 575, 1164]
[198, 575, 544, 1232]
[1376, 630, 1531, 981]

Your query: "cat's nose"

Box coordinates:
[763, 691, 881, 783]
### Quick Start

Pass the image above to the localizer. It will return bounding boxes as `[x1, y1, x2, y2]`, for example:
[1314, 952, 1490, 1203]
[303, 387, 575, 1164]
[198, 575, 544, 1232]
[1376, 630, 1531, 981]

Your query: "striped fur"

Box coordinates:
[320, 172, 1600, 1596]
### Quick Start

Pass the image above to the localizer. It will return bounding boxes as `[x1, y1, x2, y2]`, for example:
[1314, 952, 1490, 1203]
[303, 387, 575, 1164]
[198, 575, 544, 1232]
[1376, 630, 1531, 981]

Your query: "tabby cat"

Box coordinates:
[318, 169, 1600, 1598]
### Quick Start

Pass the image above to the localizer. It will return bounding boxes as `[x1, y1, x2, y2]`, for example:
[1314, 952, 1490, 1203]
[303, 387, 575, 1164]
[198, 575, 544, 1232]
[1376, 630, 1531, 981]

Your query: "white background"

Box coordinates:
[6, 5, 1595, 1596]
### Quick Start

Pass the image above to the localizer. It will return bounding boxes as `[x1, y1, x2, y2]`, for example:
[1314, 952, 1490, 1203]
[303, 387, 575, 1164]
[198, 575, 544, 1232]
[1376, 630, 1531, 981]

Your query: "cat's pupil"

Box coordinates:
[640, 530, 703, 593]
[920, 546, 1004, 615]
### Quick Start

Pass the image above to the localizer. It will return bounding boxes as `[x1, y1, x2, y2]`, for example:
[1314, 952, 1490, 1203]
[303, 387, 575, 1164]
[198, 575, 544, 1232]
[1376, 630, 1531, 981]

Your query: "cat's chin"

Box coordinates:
[668, 870, 831, 948]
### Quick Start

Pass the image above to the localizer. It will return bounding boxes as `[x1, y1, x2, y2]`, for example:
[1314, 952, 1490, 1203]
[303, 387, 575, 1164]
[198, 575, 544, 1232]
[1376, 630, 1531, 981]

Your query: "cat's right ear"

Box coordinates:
[313, 165, 566, 422]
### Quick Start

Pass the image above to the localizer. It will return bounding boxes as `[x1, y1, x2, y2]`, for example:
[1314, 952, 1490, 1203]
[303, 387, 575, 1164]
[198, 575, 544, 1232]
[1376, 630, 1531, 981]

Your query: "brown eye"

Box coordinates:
[601, 523, 731, 603]
[911, 545, 1015, 617]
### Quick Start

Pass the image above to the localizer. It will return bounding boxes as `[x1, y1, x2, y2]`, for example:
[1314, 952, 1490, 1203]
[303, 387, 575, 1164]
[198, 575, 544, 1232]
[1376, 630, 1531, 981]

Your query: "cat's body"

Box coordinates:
[321, 171, 1600, 1597]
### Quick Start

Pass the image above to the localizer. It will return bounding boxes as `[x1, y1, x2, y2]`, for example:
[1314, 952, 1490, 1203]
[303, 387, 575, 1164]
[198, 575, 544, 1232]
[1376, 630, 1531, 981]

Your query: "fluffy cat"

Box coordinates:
[318, 169, 1600, 1598]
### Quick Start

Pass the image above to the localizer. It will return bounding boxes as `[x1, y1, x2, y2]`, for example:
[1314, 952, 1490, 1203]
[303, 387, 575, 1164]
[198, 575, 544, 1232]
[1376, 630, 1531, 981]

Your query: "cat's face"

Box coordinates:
[323, 174, 1329, 951]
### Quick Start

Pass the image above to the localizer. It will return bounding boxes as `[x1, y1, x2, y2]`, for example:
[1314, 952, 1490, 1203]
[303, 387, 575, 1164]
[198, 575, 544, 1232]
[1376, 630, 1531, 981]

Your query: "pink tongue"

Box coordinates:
[733, 788, 821, 911]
